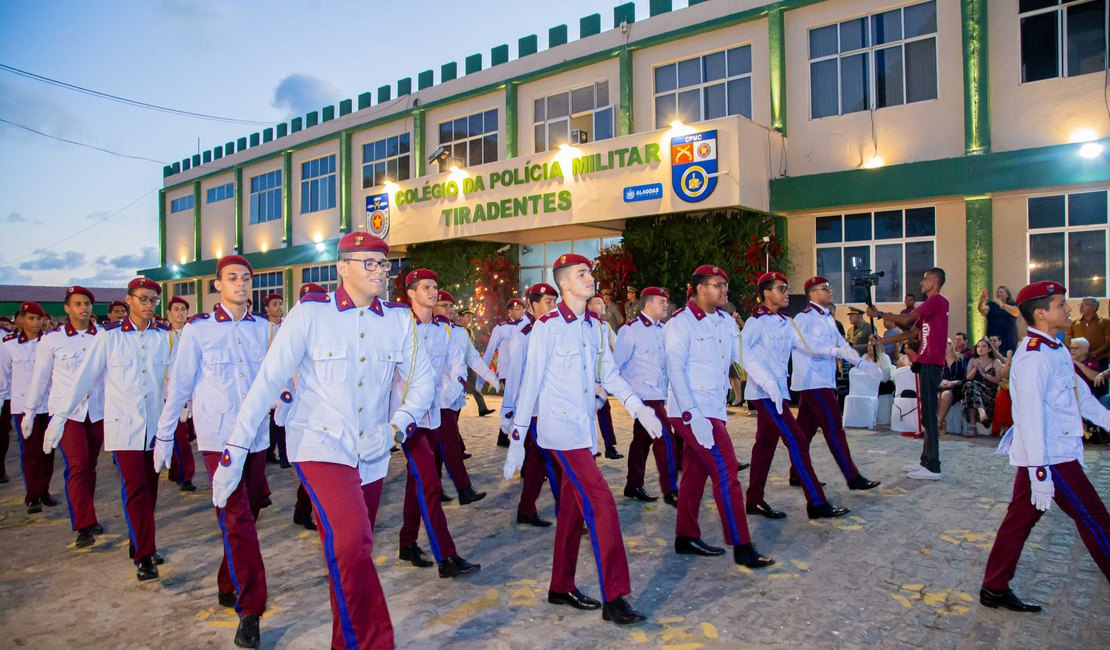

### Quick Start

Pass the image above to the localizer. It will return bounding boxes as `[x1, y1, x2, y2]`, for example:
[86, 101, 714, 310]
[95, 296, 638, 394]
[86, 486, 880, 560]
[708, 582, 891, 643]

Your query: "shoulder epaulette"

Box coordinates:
[103, 320, 123, 330]
[1026, 337, 1041, 351]
[521, 323, 534, 335]
[2, 332, 17, 342]
[671, 306, 687, 317]
[155, 321, 172, 331]
[585, 311, 601, 322]
[187, 313, 210, 324]
[539, 312, 560, 324]
[299, 292, 331, 304]
[801, 306, 814, 314]
[433, 314, 451, 324]
[383, 300, 408, 309]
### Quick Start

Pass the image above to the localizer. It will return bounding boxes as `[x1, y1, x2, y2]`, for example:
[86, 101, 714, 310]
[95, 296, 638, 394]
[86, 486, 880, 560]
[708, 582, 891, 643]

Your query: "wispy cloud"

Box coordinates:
[18, 249, 86, 270]
[0, 265, 33, 284]
[3, 211, 41, 225]
[94, 246, 160, 269]
[272, 73, 339, 119]
[67, 266, 137, 287]
[0, 81, 82, 141]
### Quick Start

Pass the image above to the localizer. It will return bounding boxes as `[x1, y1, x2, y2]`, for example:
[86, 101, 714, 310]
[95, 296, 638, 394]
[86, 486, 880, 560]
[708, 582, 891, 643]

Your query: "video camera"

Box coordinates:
[849, 259, 884, 311]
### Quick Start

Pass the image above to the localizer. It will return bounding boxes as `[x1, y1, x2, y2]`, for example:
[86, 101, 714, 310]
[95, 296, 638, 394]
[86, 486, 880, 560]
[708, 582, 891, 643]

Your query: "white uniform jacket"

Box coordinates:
[408, 312, 466, 429]
[0, 331, 48, 415]
[514, 301, 645, 451]
[482, 317, 526, 381]
[441, 315, 498, 411]
[742, 305, 805, 402]
[26, 321, 104, 422]
[614, 313, 667, 402]
[790, 302, 848, 392]
[664, 301, 740, 422]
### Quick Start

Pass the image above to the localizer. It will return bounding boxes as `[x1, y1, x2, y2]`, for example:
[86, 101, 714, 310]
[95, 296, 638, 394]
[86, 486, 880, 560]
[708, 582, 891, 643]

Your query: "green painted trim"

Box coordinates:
[158, 190, 167, 267]
[961, 0, 990, 154]
[413, 110, 426, 178]
[234, 166, 244, 253]
[283, 268, 293, 303]
[773, 215, 787, 244]
[965, 197, 992, 341]
[194, 279, 203, 309]
[192, 182, 202, 261]
[282, 152, 293, 246]
[159, 282, 168, 317]
[140, 238, 341, 282]
[618, 48, 633, 136]
[769, 139, 1110, 212]
[339, 132, 352, 233]
[768, 7, 787, 135]
[504, 83, 518, 158]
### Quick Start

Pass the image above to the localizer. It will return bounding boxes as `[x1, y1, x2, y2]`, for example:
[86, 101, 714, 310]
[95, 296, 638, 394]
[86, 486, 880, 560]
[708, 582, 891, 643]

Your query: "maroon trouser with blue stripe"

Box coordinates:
[792, 388, 861, 483]
[627, 400, 679, 496]
[296, 461, 393, 650]
[168, 418, 195, 484]
[550, 448, 631, 603]
[59, 416, 103, 530]
[747, 399, 828, 508]
[983, 460, 1110, 590]
[401, 427, 457, 561]
[203, 451, 267, 616]
[113, 449, 159, 563]
[518, 418, 561, 518]
[435, 408, 472, 492]
[15, 413, 54, 504]
[671, 417, 751, 545]
[597, 400, 617, 449]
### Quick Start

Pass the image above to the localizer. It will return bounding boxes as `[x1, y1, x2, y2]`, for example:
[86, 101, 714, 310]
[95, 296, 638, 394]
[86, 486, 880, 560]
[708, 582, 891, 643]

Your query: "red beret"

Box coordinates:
[263, 293, 283, 305]
[216, 254, 252, 275]
[108, 300, 127, 310]
[405, 268, 439, 286]
[437, 290, 456, 304]
[527, 283, 558, 297]
[20, 301, 46, 317]
[1016, 281, 1066, 306]
[169, 296, 190, 310]
[640, 286, 669, 299]
[552, 253, 592, 270]
[507, 298, 525, 309]
[338, 232, 389, 254]
[804, 276, 830, 292]
[693, 264, 728, 281]
[299, 282, 327, 297]
[757, 271, 788, 285]
[127, 277, 162, 295]
[65, 285, 95, 302]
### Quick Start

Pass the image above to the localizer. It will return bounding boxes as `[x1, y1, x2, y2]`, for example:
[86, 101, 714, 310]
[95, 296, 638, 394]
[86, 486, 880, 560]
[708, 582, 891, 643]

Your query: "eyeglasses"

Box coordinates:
[130, 296, 160, 306]
[771, 285, 790, 293]
[341, 257, 390, 272]
[706, 282, 728, 290]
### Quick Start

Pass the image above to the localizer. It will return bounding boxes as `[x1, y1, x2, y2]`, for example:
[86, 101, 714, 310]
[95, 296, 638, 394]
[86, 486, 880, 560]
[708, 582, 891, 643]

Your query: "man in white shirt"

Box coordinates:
[165, 295, 198, 492]
[483, 297, 527, 446]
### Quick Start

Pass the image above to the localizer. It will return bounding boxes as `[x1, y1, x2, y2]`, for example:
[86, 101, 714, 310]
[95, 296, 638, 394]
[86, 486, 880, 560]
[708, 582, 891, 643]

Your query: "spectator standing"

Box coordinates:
[600, 289, 625, 331]
[845, 309, 873, 355]
[623, 287, 640, 324]
[1066, 298, 1110, 370]
[978, 286, 1020, 355]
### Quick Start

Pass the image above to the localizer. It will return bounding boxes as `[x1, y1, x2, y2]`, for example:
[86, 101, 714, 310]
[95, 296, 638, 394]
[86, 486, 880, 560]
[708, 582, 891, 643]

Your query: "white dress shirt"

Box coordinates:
[790, 302, 849, 392]
[614, 313, 667, 402]
[664, 301, 740, 422]
[26, 321, 104, 422]
[742, 305, 806, 402]
[1, 331, 48, 415]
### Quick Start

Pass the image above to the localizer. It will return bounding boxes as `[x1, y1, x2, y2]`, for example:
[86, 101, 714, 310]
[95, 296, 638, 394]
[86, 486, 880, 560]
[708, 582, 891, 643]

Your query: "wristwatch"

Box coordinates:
[391, 423, 405, 444]
[875, 310, 883, 319]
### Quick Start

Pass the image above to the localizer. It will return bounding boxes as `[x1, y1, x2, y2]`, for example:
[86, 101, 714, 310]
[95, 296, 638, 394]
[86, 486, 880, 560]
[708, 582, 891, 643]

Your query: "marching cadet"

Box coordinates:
[211, 232, 434, 650]
[288, 282, 327, 531]
[432, 289, 499, 505]
[743, 271, 851, 520]
[587, 295, 622, 459]
[789, 276, 881, 491]
[261, 292, 290, 467]
[106, 300, 128, 322]
[505, 253, 664, 625]
[457, 308, 494, 417]
[154, 255, 270, 648]
[394, 268, 481, 577]
[46, 278, 172, 581]
[165, 296, 198, 491]
[1, 301, 56, 513]
[483, 297, 528, 447]
[24, 287, 105, 546]
[614, 287, 680, 506]
[980, 281, 1110, 612]
[664, 268, 774, 567]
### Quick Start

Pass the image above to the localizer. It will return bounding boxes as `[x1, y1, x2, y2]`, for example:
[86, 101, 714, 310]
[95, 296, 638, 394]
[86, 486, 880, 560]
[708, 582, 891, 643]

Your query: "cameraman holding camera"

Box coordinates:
[866, 268, 949, 481]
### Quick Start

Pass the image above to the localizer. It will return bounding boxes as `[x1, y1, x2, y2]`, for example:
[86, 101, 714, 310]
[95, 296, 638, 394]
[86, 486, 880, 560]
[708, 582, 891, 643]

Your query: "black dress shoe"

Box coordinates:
[75, 528, 96, 548]
[458, 487, 486, 505]
[733, 543, 775, 568]
[136, 556, 159, 581]
[623, 486, 658, 502]
[218, 591, 238, 608]
[259, 496, 272, 509]
[807, 503, 851, 519]
[153, 551, 166, 565]
[674, 536, 725, 556]
[746, 502, 787, 519]
[129, 543, 135, 559]
[0, 473, 8, 483]
[496, 432, 510, 448]
[90, 523, 105, 535]
[662, 492, 678, 508]
[440, 492, 454, 503]
[604, 446, 624, 460]
[438, 555, 480, 578]
[737, 462, 751, 471]
[234, 614, 261, 648]
[847, 475, 881, 490]
[40, 494, 59, 507]
[293, 510, 317, 531]
[788, 476, 826, 488]
[27, 499, 43, 514]
[399, 543, 434, 568]
[516, 514, 553, 527]
[478, 408, 495, 417]
[979, 588, 1042, 613]
[279, 460, 291, 469]
[461, 452, 473, 460]
[601, 596, 646, 625]
[179, 481, 198, 492]
[548, 588, 601, 610]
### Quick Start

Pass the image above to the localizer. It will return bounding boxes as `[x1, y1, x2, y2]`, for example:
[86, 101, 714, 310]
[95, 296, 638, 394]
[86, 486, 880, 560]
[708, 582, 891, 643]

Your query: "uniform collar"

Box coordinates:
[556, 300, 585, 323]
[638, 313, 660, 327]
[334, 285, 357, 312]
[413, 308, 440, 326]
[64, 320, 97, 337]
[686, 300, 707, 321]
[1026, 327, 1062, 349]
[214, 303, 255, 323]
[526, 312, 536, 324]
[808, 302, 826, 316]
[367, 296, 384, 316]
[755, 305, 786, 319]
[16, 331, 42, 343]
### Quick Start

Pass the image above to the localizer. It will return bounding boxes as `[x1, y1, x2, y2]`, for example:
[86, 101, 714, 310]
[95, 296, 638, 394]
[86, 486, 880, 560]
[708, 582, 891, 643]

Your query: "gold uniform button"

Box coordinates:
[360, 333, 365, 338]
[386, 354, 391, 359]
[357, 381, 364, 387]
[358, 407, 363, 413]
[327, 352, 333, 357]
[360, 357, 366, 362]
[323, 426, 328, 431]
[236, 339, 240, 344]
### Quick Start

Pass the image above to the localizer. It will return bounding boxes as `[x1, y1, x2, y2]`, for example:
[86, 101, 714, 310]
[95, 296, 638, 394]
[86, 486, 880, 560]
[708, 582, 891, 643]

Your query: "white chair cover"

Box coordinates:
[843, 395, 878, 429]
[848, 367, 880, 397]
[891, 396, 919, 432]
[876, 394, 894, 426]
[893, 365, 917, 397]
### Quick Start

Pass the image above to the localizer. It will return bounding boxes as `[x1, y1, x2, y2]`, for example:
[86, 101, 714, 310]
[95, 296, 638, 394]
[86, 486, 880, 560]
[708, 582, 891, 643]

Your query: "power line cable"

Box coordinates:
[0, 116, 168, 164]
[0, 63, 273, 126]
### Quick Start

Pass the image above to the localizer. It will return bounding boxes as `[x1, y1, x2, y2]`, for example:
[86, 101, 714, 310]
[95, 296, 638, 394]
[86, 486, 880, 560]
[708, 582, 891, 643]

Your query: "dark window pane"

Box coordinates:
[704, 83, 726, 119]
[548, 91, 569, 118]
[452, 142, 466, 165]
[386, 136, 398, 157]
[677, 89, 700, 123]
[469, 138, 483, 166]
[840, 53, 869, 113]
[399, 133, 410, 154]
[905, 38, 939, 103]
[1028, 195, 1066, 228]
[905, 241, 935, 296]
[844, 213, 872, 241]
[484, 109, 498, 133]
[1069, 230, 1107, 296]
[840, 17, 868, 52]
[1021, 12, 1060, 82]
[727, 46, 752, 76]
[815, 215, 842, 244]
[904, 1, 938, 37]
[398, 156, 410, 181]
[1068, 191, 1108, 226]
[469, 113, 483, 137]
[362, 166, 372, 189]
[453, 117, 468, 140]
[534, 123, 546, 152]
[593, 106, 614, 141]
[374, 139, 387, 161]
[1020, 0, 1060, 12]
[874, 243, 904, 302]
[811, 59, 839, 118]
[655, 93, 677, 129]
[374, 161, 385, 183]
[595, 81, 609, 108]
[571, 85, 594, 114]
[677, 57, 701, 87]
[872, 8, 903, 45]
[547, 118, 569, 149]
[703, 51, 726, 82]
[816, 248, 843, 296]
[1029, 233, 1066, 283]
[905, 207, 936, 237]
[874, 210, 903, 239]
[483, 134, 498, 163]
[875, 45, 905, 108]
[1066, 0, 1107, 77]
[727, 77, 752, 118]
[809, 25, 839, 59]
[534, 97, 545, 122]
[386, 158, 398, 183]
[655, 64, 677, 93]
[844, 245, 871, 303]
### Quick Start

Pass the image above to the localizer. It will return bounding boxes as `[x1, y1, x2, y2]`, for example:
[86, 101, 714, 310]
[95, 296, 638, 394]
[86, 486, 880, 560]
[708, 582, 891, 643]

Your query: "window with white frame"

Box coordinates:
[170, 195, 194, 213]
[249, 170, 282, 224]
[206, 183, 233, 204]
[300, 155, 336, 214]
[809, 1, 938, 118]
[301, 264, 339, 293]
[173, 281, 195, 298]
[438, 109, 498, 171]
[362, 134, 410, 188]
[533, 81, 614, 152]
[653, 46, 752, 129]
[1027, 190, 1107, 297]
[518, 236, 622, 294]
[250, 271, 283, 312]
[1020, 0, 1108, 83]
[815, 207, 936, 303]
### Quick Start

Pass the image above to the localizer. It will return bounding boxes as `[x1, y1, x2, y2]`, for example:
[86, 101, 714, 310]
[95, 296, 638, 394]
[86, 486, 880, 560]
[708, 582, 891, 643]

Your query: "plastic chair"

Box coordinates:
[843, 367, 879, 429]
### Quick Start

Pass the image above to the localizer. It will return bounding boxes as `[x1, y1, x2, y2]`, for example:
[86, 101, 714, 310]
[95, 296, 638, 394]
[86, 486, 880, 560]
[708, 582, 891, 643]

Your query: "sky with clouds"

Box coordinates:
[0, 0, 659, 287]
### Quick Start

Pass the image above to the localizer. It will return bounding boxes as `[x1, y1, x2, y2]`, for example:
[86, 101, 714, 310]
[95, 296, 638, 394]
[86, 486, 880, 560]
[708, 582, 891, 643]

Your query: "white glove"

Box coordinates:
[765, 384, 784, 414]
[274, 399, 291, 427]
[634, 405, 663, 439]
[836, 344, 862, 365]
[1029, 466, 1054, 512]
[502, 422, 528, 479]
[483, 372, 500, 392]
[358, 423, 393, 461]
[21, 411, 37, 439]
[42, 415, 65, 451]
[179, 403, 192, 423]
[689, 416, 715, 449]
[152, 436, 174, 473]
[211, 446, 248, 508]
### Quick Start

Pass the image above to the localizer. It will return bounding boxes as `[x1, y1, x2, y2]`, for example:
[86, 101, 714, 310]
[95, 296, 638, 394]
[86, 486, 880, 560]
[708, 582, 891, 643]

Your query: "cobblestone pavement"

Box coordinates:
[1, 397, 1107, 649]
